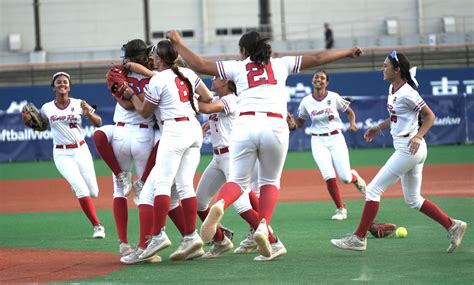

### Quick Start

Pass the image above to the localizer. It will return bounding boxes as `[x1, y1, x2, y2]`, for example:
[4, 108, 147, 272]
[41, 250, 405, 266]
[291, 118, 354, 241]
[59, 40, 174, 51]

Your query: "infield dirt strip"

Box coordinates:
[0, 164, 472, 283]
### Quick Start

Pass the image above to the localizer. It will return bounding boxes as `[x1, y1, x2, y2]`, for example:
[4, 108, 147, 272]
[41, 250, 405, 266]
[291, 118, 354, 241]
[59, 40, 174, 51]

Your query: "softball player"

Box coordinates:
[331, 51, 467, 252]
[196, 77, 263, 258]
[124, 40, 213, 262]
[168, 30, 362, 261]
[293, 70, 366, 220]
[22, 72, 105, 239]
[93, 39, 156, 256]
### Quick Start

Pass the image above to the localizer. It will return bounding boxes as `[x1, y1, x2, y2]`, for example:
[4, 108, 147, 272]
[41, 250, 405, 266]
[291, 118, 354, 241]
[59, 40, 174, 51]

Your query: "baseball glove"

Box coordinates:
[369, 222, 397, 238]
[22, 102, 44, 129]
[106, 65, 129, 98]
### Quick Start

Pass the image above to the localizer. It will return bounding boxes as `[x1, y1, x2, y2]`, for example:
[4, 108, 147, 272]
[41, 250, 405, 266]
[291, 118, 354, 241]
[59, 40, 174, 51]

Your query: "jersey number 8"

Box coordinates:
[175, 77, 190, 103]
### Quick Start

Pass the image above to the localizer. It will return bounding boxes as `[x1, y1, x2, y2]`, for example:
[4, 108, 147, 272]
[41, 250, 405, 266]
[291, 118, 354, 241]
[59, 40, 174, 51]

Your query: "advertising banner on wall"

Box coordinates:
[0, 95, 470, 162]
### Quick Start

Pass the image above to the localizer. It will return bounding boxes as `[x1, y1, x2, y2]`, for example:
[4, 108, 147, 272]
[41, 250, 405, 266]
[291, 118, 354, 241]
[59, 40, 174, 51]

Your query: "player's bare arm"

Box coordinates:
[81, 100, 102, 127]
[300, 46, 363, 70]
[167, 30, 219, 76]
[345, 107, 358, 131]
[198, 101, 225, 114]
[364, 118, 390, 142]
[128, 93, 155, 118]
[408, 104, 436, 154]
[124, 62, 155, 78]
[195, 82, 213, 103]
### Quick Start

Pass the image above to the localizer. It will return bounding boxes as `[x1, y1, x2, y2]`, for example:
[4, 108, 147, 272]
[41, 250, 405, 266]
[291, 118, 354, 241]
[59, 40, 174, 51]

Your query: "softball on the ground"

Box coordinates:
[396, 227, 408, 238]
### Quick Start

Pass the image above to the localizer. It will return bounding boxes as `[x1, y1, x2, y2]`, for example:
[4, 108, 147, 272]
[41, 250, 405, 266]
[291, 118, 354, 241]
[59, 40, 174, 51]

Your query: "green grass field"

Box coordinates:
[0, 145, 473, 284]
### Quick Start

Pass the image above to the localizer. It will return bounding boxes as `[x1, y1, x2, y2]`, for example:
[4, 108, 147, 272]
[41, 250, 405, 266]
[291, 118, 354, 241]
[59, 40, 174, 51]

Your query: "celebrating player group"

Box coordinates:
[23, 29, 467, 265]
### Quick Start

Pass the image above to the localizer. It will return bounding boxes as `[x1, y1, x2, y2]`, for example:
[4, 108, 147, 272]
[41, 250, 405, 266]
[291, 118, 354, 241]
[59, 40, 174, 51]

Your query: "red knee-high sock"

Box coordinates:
[215, 182, 243, 209]
[248, 191, 259, 212]
[354, 201, 380, 238]
[259, 185, 279, 224]
[113, 197, 128, 243]
[351, 173, 358, 183]
[258, 186, 279, 244]
[168, 205, 186, 236]
[181, 197, 198, 235]
[141, 142, 159, 183]
[198, 208, 224, 241]
[152, 195, 170, 235]
[78, 197, 100, 226]
[93, 131, 122, 176]
[326, 178, 344, 209]
[419, 200, 453, 230]
[138, 204, 153, 249]
[239, 209, 260, 229]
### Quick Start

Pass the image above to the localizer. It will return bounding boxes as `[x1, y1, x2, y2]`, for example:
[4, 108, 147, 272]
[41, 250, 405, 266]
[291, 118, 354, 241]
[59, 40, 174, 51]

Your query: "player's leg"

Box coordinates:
[53, 150, 103, 237]
[311, 137, 345, 218]
[253, 118, 289, 259]
[196, 158, 227, 242]
[93, 125, 122, 176]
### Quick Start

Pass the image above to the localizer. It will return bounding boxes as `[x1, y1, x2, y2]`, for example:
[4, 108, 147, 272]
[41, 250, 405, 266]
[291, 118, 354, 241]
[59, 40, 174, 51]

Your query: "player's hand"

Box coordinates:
[349, 124, 358, 132]
[167, 31, 182, 45]
[286, 112, 297, 131]
[408, 135, 423, 155]
[121, 85, 135, 100]
[364, 127, 379, 142]
[81, 100, 91, 114]
[350, 46, 363, 58]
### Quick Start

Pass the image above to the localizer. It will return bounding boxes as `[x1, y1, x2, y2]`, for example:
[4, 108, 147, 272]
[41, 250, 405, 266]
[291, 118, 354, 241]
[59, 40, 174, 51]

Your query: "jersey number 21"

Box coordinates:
[246, 63, 277, 88]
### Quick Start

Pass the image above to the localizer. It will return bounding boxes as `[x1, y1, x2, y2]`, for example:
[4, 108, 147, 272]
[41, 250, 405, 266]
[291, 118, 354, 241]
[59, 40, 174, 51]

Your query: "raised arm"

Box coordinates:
[124, 62, 155, 78]
[198, 101, 225, 114]
[300, 47, 363, 70]
[167, 31, 219, 76]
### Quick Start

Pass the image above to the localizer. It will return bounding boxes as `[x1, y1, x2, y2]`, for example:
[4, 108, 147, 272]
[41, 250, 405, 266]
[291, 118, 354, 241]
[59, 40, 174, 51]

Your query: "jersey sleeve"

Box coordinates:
[144, 76, 161, 105]
[334, 93, 350, 112]
[216, 60, 239, 80]
[182, 67, 202, 92]
[280, 56, 302, 74]
[40, 104, 49, 123]
[219, 94, 238, 115]
[405, 90, 426, 112]
[297, 98, 309, 120]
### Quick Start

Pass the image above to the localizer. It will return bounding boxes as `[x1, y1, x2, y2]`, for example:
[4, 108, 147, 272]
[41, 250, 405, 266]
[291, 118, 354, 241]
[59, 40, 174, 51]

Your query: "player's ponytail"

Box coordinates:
[239, 31, 272, 65]
[156, 40, 198, 114]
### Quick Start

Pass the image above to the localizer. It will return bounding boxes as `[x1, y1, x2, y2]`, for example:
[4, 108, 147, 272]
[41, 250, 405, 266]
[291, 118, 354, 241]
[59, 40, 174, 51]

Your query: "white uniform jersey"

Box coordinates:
[387, 83, 425, 137]
[113, 71, 154, 125]
[40, 98, 91, 145]
[297, 91, 350, 134]
[144, 67, 201, 121]
[208, 94, 238, 148]
[216, 56, 302, 115]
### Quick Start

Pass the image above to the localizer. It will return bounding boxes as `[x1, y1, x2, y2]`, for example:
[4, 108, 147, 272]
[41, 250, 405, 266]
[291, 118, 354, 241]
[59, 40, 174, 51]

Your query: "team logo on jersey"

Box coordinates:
[327, 100, 331, 106]
[393, 97, 397, 103]
[71, 107, 74, 112]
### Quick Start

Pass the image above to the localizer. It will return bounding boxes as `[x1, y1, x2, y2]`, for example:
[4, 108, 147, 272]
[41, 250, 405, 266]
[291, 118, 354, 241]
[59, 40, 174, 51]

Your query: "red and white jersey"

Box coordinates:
[40, 98, 91, 145]
[216, 56, 302, 115]
[387, 83, 426, 137]
[208, 94, 238, 148]
[113, 71, 154, 125]
[144, 67, 201, 121]
[297, 91, 350, 134]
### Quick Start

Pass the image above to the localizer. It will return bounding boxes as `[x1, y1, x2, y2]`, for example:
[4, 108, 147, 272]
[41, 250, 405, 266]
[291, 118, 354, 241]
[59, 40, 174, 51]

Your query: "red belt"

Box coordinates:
[239, 111, 283, 119]
[116, 122, 149, 128]
[312, 130, 339, 137]
[213, 146, 229, 155]
[55, 140, 85, 149]
[161, 117, 190, 124]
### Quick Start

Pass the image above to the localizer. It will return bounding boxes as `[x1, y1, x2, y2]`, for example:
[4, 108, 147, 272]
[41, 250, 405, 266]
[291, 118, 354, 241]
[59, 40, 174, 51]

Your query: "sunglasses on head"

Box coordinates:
[150, 44, 160, 57]
[389, 50, 399, 63]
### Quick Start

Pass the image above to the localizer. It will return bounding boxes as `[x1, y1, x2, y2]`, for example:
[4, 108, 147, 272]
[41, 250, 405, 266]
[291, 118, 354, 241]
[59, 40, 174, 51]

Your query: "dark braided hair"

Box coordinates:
[238, 31, 272, 65]
[387, 52, 417, 90]
[156, 40, 198, 114]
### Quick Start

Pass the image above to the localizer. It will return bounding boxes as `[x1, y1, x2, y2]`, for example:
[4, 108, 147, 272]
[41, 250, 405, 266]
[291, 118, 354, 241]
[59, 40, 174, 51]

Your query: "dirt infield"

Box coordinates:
[0, 164, 472, 283]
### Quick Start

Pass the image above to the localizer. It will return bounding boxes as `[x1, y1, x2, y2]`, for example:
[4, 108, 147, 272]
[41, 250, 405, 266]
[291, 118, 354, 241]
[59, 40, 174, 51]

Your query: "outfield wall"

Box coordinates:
[0, 67, 472, 162]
